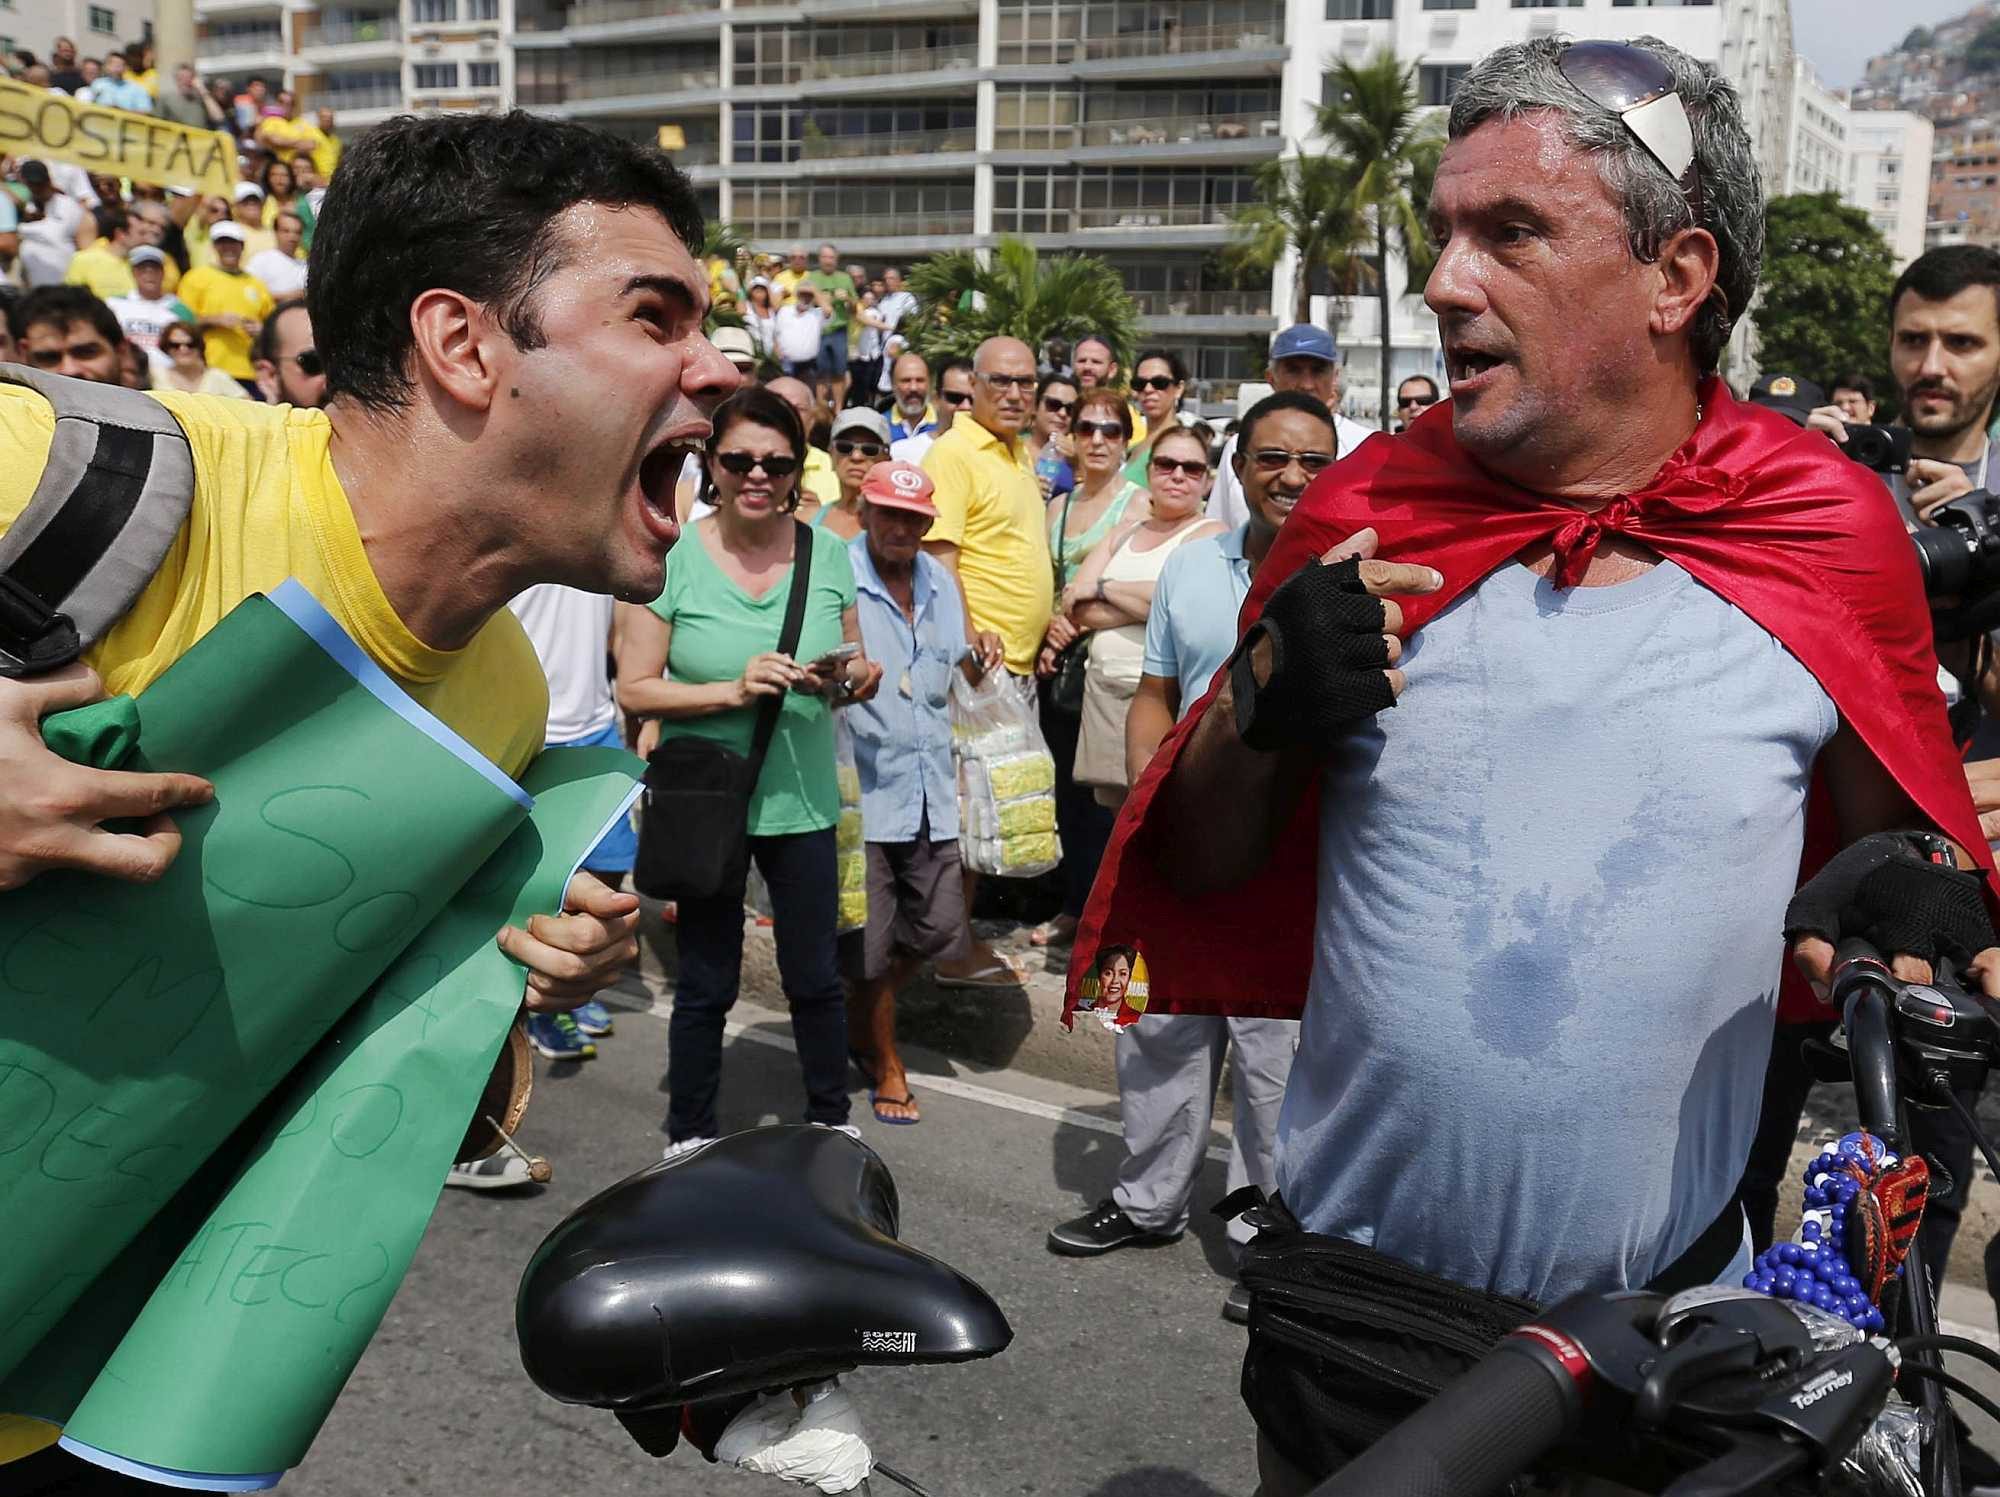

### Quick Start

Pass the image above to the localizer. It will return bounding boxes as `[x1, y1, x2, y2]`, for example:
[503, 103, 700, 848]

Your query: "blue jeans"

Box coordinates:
[667, 826, 849, 1141]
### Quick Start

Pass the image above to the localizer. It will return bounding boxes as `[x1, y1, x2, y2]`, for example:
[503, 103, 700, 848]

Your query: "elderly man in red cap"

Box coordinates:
[842, 461, 983, 1124]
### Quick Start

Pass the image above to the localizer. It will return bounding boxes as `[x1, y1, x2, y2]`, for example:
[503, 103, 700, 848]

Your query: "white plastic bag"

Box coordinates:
[714, 1379, 873, 1494]
[951, 671, 1061, 878]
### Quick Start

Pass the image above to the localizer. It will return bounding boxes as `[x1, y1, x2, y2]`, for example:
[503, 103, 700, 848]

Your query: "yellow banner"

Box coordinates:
[0, 79, 235, 197]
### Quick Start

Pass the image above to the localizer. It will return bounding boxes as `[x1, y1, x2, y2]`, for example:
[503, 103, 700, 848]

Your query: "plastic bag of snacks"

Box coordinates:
[951, 671, 1061, 878]
[833, 714, 868, 933]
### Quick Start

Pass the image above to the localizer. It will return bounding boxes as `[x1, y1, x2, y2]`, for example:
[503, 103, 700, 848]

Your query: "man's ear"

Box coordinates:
[1652, 225, 1722, 344]
[407, 287, 504, 412]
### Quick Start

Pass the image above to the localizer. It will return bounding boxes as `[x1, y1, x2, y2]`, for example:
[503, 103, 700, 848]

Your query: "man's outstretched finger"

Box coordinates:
[69, 763, 215, 820]
[1358, 560, 1445, 600]
[1889, 953, 1934, 985]
[1968, 948, 2000, 998]
[563, 869, 642, 919]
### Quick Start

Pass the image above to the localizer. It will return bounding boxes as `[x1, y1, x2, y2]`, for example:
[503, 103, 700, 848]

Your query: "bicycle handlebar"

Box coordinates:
[1304, 1334, 1580, 1497]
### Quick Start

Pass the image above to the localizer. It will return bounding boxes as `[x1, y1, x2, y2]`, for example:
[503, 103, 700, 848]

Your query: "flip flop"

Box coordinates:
[935, 955, 1026, 990]
[1029, 916, 1077, 949]
[870, 1089, 920, 1125]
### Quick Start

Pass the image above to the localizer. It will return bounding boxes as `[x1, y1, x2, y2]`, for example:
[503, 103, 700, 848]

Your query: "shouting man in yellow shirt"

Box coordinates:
[0, 116, 741, 1476]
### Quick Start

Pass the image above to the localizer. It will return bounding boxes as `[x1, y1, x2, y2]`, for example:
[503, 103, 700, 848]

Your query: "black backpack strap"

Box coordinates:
[746, 519, 816, 777]
[0, 364, 194, 677]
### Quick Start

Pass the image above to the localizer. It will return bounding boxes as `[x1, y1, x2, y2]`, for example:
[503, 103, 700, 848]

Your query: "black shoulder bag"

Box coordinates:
[1043, 488, 1089, 717]
[634, 520, 815, 902]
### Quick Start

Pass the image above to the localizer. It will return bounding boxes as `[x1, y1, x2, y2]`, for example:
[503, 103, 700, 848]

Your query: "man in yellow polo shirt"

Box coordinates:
[176, 222, 275, 394]
[920, 334, 1048, 987]
[0, 112, 740, 1484]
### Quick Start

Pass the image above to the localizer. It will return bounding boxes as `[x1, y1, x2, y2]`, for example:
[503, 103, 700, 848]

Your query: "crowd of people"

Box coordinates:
[1, 40, 337, 399]
[14, 26, 2000, 1491]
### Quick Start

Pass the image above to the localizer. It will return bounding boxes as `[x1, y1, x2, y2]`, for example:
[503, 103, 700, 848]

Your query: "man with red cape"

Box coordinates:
[1062, 35, 2000, 1492]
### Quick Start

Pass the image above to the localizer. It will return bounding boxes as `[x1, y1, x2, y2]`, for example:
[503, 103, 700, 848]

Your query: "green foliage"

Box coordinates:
[901, 238, 1141, 369]
[1900, 24, 1933, 51]
[699, 219, 748, 266]
[1972, 19, 2000, 75]
[1227, 151, 1374, 325]
[1314, 50, 1445, 427]
[1753, 193, 1899, 415]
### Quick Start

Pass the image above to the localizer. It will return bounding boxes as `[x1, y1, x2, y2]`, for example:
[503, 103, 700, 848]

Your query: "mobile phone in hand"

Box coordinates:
[806, 642, 861, 674]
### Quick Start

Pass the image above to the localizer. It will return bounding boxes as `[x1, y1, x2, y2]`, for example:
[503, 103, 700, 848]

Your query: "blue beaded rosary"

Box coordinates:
[1742, 1131, 1899, 1333]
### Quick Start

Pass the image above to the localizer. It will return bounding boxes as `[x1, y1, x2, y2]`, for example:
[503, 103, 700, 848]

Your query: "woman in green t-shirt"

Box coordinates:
[617, 387, 882, 1154]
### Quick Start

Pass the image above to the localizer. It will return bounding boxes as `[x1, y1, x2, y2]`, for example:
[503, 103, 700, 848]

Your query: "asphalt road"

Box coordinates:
[283, 972, 1261, 1497]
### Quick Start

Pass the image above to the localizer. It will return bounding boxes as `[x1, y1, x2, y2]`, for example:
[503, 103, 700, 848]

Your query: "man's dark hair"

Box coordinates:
[1890, 245, 2000, 330]
[1075, 332, 1116, 358]
[92, 204, 128, 241]
[1398, 374, 1440, 401]
[705, 386, 808, 513]
[19, 286, 122, 347]
[1831, 372, 1874, 402]
[0, 286, 24, 342]
[1134, 347, 1188, 384]
[936, 355, 975, 386]
[1238, 390, 1333, 452]
[255, 296, 310, 367]
[308, 111, 706, 411]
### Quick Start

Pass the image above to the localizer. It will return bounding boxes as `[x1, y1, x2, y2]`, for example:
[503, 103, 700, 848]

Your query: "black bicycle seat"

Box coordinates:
[515, 1126, 1012, 1410]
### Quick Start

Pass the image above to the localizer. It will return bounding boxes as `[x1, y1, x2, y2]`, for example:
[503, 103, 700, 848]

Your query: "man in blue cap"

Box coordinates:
[1209, 325, 1374, 531]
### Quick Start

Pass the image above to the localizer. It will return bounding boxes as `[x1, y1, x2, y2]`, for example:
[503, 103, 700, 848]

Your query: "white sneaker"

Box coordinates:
[662, 1136, 716, 1163]
[445, 1153, 537, 1191]
[813, 1123, 863, 1142]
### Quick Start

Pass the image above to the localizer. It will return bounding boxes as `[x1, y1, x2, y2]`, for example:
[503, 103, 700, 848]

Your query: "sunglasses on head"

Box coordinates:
[1558, 41, 1705, 219]
[1131, 375, 1180, 393]
[1041, 397, 1075, 416]
[1075, 419, 1125, 440]
[1149, 454, 1207, 479]
[714, 451, 800, 478]
[833, 438, 884, 459]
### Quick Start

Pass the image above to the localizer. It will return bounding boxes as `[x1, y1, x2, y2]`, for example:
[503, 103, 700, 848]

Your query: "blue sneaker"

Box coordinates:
[572, 999, 615, 1038]
[526, 1010, 595, 1061]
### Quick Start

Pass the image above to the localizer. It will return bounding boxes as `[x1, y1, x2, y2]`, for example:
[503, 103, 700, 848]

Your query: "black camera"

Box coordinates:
[1913, 488, 2000, 601]
[1842, 422, 1913, 474]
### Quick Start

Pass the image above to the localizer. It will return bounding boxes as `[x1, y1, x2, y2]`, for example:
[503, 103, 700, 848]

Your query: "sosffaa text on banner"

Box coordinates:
[0, 78, 235, 197]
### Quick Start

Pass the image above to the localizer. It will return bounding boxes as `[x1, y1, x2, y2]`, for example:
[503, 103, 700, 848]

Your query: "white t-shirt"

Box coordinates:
[107, 292, 189, 367]
[1209, 412, 1374, 531]
[506, 584, 618, 744]
[889, 431, 937, 466]
[17, 194, 84, 287]
[773, 303, 825, 365]
[248, 249, 308, 298]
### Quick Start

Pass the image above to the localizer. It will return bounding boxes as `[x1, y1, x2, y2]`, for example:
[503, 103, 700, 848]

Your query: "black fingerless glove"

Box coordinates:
[1783, 830, 1997, 967]
[1229, 555, 1395, 753]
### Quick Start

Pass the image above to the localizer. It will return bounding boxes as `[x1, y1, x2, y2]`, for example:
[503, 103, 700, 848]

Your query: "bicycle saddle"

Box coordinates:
[516, 1126, 1012, 1411]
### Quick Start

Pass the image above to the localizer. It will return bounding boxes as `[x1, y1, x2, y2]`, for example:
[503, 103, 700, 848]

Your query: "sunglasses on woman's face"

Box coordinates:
[714, 451, 800, 478]
[1149, 455, 1207, 479]
[833, 439, 884, 459]
[162, 339, 197, 353]
[1075, 419, 1124, 440]
[1041, 397, 1075, 416]
[1131, 375, 1180, 393]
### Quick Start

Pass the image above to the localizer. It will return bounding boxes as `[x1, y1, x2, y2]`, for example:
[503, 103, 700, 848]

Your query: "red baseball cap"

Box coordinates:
[859, 461, 937, 517]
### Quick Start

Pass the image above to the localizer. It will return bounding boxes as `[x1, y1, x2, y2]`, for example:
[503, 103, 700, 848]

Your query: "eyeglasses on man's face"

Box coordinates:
[1249, 449, 1335, 475]
[939, 387, 973, 407]
[1397, 392, 1436, 410]
[979, 372, 1035, 393]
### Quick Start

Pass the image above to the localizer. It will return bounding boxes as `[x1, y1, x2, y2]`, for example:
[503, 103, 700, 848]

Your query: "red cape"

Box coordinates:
[1063, 379, 1993, 1028]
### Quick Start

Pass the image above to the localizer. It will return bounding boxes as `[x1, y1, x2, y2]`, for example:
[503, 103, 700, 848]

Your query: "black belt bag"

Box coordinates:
[634, 520, 813, 903]
[1230, 1188, 1745, 1482]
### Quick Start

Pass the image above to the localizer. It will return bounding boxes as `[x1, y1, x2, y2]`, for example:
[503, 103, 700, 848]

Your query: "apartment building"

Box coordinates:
[1782, 58, 1932, 268]
[193, 0, 507, 131]
[1, 0, 157, 65]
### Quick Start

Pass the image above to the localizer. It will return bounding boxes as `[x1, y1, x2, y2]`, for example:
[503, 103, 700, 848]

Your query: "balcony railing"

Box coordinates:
[1079, 21, 1283, 59]
[746, 211, 976, 239]
[788, 124, 974, 161]
[197, 26, 284, 53]
[663, 139, 723, 164]
[739, 42, 977, 86]
[995, 109, 1282, 150]
[1074, 202, 1238, 230]
[1128, 288, 1273, 317]
[565, 66, 722, 98]
[568, 0, 715, 25]
[298, 17, 401, 47]
[309, 84, 405, 111]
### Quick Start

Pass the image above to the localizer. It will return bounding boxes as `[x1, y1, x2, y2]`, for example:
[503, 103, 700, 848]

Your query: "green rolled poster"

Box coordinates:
[0, 581, 532, 1381]
[56, 748, 640, 1485]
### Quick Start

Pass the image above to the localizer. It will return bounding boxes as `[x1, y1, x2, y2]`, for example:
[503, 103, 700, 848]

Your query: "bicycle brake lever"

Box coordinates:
[1657, 1430, 1810, 1497]
[1636, 1324, 1766, 1427]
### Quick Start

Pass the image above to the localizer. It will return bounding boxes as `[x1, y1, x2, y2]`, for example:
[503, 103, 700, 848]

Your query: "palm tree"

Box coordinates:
[902, 237, 1141, 369]
[698, 220, 750, 330]
[1316, 51, 1445, 428]
[1226, 150, 1374, 327]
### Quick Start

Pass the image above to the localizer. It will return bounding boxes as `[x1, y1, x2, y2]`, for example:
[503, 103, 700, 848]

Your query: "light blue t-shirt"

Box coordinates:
[1143, 524, 1252, 719]
[1276, 559, 1837, 1305]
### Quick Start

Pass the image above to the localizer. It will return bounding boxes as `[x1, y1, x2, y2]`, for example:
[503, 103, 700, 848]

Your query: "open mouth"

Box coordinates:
[637, 439, 692, 544]
[1446, 348, 1506, 385]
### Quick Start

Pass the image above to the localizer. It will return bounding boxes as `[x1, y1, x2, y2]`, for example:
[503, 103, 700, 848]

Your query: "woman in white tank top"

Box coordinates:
[1065, 426, 1221, 801]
